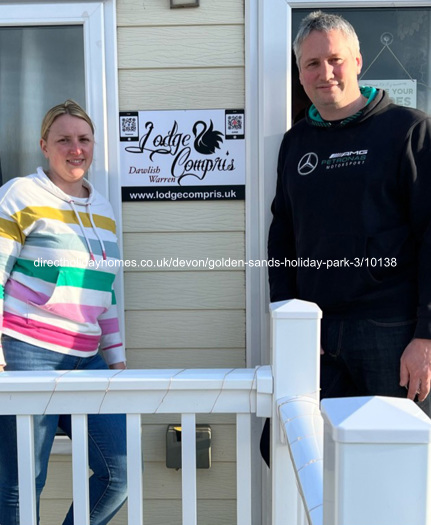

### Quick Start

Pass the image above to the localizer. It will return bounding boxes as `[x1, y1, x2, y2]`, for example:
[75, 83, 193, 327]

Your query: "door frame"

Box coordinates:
[245, 2, 431, 523]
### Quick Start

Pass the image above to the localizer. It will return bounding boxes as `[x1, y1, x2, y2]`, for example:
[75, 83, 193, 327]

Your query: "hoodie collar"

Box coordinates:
[35, 167, 94, 203]
[308, 86, 378, 128]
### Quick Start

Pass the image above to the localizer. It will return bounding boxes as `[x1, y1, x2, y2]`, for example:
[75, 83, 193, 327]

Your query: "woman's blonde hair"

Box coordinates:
[41, 99, 94, 141]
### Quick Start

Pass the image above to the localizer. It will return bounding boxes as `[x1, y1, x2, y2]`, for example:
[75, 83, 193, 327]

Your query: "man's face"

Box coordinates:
[298, 29, 363, 118]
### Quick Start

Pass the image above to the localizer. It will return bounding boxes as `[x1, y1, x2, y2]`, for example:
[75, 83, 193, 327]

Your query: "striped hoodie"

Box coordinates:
[0, 167, 125, 366]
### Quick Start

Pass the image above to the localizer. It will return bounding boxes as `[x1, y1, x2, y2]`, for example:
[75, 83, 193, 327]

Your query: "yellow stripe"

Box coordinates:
[12, 206, 116, 234]
[0, 217, 25, 244]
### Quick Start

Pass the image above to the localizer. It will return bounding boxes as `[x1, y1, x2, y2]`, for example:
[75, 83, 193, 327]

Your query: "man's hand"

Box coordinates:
[400, 338, 431, 402]
[109, 361, 126, 370]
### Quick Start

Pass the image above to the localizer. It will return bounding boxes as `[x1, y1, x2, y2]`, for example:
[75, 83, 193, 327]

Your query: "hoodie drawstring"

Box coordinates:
[68, 200, 107, 262]
[87, 204, 107, 260]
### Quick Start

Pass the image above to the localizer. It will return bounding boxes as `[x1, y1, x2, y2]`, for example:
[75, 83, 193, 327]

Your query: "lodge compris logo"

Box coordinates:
[192, 120, 224, 154]
[123, 119, 233, 185]
[120, 109, 245, 201]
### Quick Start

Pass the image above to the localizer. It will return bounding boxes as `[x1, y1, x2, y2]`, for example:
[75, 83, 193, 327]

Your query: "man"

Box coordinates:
[268, 11, 431, 413]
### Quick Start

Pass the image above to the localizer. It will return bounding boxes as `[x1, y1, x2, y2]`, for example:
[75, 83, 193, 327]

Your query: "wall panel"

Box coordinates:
[43, 1, 246, 522]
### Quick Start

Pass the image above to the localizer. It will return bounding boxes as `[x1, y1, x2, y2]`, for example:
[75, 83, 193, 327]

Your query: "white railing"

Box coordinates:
[0, 366, 273, 525]
[1, 299, 431, 525]
[270, 299, 323, 525]
[269, 299, 431, 525]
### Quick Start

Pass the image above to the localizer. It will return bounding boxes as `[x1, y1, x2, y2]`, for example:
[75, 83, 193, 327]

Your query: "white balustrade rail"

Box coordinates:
[0, 366, 275, 525]
[6, 299, 426, 525]
[0, 299, 324, 525]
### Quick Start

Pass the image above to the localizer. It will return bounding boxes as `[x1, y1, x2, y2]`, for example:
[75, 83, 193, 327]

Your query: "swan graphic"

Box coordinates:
[192, 120, 224, 155]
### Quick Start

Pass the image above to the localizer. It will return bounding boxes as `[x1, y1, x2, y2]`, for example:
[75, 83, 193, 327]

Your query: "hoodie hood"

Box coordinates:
[34, 166, 94, 203]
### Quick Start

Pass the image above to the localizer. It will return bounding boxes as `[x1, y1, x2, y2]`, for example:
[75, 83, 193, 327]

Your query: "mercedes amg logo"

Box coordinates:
[297, 152, 318, 175]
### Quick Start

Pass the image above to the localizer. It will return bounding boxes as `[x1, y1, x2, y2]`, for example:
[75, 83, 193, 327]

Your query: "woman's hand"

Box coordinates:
[0, 365, 4, 372]
[109, 361, 126, 370]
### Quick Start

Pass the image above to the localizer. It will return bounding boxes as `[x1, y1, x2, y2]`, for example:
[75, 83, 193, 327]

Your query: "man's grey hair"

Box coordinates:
[293, 11, 361, 68]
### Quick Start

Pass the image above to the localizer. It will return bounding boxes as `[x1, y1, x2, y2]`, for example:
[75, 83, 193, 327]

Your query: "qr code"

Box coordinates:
[227, 114, 243, 131]
[121, 117, 137, 134]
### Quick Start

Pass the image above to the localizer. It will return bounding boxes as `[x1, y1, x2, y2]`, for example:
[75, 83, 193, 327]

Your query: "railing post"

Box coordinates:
[16, 415, 37, 525]
[181, 413, 197, 525]
[127, 414, 144, 525]
[71, 414, 90, 525]
[321, 396, 431, 525]
[270, 299, 322, 525]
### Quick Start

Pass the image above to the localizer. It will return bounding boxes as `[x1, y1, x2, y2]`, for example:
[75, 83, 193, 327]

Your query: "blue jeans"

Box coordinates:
[321, 317, 431, 417]
[0, 336, 128, 525]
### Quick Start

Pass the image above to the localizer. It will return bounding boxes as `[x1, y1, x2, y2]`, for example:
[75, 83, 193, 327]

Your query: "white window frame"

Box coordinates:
[0, 0, 125, 361]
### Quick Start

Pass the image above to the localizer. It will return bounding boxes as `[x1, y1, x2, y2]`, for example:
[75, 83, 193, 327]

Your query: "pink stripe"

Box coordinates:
[5, 279, 49, 304]
[5, 280, 106, 324]
[3, 313, 100, 352]
[99, 317, 120, 335]
[40, 303, 106, 324]
[102, 343, 122, 352]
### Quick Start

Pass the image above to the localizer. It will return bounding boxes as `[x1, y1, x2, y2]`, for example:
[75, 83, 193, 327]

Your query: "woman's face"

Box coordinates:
[40, 114, 94, 191]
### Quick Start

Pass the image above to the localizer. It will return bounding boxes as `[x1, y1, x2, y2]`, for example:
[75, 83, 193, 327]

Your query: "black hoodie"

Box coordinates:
[268, 89, 431, 339]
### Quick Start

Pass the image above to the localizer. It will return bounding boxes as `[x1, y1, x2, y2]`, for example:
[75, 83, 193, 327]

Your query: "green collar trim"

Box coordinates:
[308, 86, 378, 127]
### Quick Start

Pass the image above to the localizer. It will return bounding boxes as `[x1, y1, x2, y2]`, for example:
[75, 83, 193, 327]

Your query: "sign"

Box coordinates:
[119, 109, 245, 201]
[361, 79, 417, 108]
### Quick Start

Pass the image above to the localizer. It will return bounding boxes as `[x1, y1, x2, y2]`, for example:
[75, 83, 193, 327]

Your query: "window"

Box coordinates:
[0, 1, 120, 201]
[292, 7, 431, 120]
[0, 25, 85, 182]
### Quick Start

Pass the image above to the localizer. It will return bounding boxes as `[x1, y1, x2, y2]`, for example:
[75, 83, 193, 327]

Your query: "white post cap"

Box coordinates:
[270, 299, 322, 319]
[321, 396, 431, 444]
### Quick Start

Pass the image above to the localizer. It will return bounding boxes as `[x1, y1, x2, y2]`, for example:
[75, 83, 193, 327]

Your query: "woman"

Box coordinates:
[0, 100, 127, 525]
